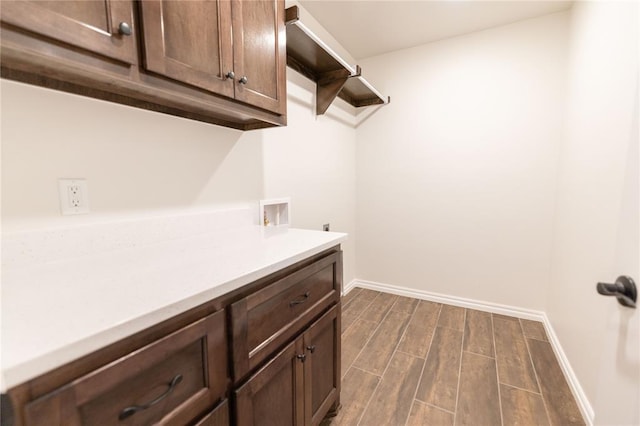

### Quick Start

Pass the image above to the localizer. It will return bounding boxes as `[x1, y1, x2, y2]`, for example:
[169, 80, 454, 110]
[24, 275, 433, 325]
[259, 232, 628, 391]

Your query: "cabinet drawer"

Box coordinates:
[230, 251, 341, 381]
[24, 310, 228, 426]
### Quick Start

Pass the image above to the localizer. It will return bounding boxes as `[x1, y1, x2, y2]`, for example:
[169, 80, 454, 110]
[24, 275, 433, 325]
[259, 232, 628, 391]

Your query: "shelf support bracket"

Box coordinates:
[316, 68, 351, 115]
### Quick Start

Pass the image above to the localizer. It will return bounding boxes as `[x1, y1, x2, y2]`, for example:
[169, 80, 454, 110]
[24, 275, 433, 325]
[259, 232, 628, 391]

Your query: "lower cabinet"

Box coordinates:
[22, 311, 228, 426]
[235, 304, 340, 426]
[3, 247, 342, 426]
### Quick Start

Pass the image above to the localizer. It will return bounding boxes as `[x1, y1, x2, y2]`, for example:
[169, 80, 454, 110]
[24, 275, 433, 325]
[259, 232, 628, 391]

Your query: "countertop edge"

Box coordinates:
[1, 232, 347, 393]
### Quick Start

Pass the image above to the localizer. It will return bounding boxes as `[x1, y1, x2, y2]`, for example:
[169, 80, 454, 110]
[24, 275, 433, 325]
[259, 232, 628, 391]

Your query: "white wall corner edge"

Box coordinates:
[344, 279, 595, 426]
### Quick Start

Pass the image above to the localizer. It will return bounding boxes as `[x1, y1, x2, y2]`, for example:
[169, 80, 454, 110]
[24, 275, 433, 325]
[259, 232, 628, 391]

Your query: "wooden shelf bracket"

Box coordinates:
[285, 5, 389, 116]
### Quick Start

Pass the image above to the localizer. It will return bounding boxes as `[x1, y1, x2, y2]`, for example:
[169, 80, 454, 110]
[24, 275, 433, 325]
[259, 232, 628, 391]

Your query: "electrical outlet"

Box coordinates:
[323, 223, 330, 232]
[59, 179, 89, 215]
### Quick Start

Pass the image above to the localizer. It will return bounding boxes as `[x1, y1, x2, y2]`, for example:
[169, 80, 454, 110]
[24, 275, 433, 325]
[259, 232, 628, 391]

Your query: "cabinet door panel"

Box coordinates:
[0, 0, 137, 64]
[232, 0, 286, 114]
[235, 339, 304, 426]
[140, 0, 234, 98]
[304, 304, 340, 426]
[195, 399, 230, 426]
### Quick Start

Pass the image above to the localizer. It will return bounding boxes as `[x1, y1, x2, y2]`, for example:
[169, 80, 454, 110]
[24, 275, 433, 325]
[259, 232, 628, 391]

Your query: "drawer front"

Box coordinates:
[24, 310, 228, 426]
[231, 251, 342, 381]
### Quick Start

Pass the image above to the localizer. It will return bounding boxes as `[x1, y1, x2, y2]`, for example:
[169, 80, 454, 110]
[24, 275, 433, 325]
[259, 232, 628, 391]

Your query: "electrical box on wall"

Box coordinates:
[259, 198, 290, 227]
[58, 178, 90, 215]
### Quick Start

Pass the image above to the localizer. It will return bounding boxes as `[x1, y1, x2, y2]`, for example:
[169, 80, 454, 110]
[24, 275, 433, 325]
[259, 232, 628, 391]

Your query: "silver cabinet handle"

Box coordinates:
[226, 71, 235, 80]
[239, 76, 248, 84]
[118, 22, 132, 36]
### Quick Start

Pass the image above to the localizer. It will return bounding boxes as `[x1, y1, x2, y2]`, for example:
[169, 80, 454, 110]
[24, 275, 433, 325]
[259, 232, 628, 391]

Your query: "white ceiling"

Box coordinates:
[299, 0, 573, 60]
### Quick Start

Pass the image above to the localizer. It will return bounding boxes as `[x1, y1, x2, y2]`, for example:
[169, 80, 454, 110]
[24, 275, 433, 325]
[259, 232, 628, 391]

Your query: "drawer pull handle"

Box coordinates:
[306, 345, 316, 354]
[289, 292, 310, 307]
[297, 353, 307, 362]
[118, 374, 183, 421]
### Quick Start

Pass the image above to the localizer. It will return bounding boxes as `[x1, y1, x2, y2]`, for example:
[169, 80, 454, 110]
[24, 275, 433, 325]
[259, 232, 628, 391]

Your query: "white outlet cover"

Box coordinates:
[59, 179, 90, 215]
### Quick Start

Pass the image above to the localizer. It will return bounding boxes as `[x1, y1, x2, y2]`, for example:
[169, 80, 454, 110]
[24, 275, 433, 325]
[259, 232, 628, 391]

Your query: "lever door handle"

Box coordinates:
[597, 276, 636, 308]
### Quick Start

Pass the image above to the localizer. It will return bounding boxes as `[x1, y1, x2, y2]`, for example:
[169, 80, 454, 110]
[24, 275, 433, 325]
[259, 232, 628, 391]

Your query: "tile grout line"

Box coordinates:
[357, 297, 418, 426]
[525, 336, 549, 342]
[403, 301, 443, 426]
[354, 293, 404, 426]
[350, 365, 381, 377]
[500, 381, 544, 396]
[424, 401, 456, 416]
[395, 348, 426, 359]
[520, 319, 554, 426]
[461, 349, 495, 360]
[341, 288, 379, 335]
[452, 308, 467, 426]
[491, 313, 505, 426]
[340, 288, 361, 311]
[348, 293, 400, 376]
[340, 291, 381, 379]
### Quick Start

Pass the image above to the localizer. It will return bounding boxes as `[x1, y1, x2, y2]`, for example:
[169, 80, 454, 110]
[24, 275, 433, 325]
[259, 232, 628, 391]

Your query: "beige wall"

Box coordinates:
[355, 12, 569, 310]
[1, 73, 358, 282]
[1, 80, 261, 229]
[262, 72, 358, 284]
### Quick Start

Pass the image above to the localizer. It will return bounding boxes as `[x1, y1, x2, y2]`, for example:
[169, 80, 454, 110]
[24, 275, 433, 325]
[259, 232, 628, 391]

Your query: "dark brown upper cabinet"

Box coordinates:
[1, 0, 287, 130]
[140, 0, 235, 98]
[1, 0, 137, 65]
[140, 0, 286, 116]
[232, 0, 287, 115]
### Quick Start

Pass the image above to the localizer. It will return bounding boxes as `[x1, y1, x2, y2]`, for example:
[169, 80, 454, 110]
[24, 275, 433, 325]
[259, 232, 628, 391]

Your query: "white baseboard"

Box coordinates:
[352, 279, 546, 320]
[348, 279, 594, 425]
[342, 279, 359, 296]
[540, 312, 595, 424]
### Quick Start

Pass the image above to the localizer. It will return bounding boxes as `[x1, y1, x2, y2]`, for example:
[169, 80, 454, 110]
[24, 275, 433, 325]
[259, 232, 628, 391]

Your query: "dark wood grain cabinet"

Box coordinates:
[0, 0, 287, 130]
[140, 0, 235, 99]
[230, 0, 287, 115]
[235, 305, 340, 426]
[2, 247, 342, 426]
[22, 311, 229, 426]
[139, 0, 286, 115]
[230, 250, 342, 426]
[0, 0, 138, 65]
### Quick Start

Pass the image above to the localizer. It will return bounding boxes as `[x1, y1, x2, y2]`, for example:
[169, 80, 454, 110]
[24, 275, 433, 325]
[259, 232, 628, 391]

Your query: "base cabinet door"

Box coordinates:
[304, 305, 340, 426]
[234, 304, 340, 426]
[235, 339, 305, 426]
[195, 399, 230, 426]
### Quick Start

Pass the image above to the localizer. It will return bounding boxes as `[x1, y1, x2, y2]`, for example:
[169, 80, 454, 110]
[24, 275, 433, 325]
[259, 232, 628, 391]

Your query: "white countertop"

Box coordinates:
[1, 225, 346, 392]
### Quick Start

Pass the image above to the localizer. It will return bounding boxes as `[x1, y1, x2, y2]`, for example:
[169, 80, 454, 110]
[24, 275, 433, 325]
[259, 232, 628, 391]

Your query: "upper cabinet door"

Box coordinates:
[140, 0, 235, 98]
[0, 0, 137, 64]
[232, 0, 286, 115]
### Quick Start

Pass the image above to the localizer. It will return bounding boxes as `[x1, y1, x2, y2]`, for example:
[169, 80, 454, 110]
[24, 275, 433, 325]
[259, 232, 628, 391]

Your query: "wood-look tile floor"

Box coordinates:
[327, 288, 585, 426]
